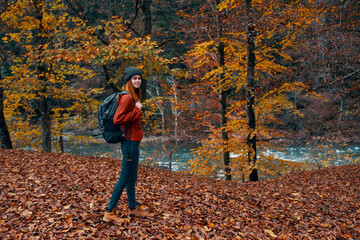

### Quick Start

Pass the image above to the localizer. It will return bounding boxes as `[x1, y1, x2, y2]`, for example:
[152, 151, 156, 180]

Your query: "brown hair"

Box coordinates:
[122, 80, 141, 102]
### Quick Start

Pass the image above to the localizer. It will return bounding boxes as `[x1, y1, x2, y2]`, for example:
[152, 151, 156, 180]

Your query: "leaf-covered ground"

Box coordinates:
[0, 149, 359, 239]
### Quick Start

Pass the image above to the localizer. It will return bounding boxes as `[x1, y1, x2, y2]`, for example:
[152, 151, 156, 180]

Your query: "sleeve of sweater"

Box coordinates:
[113, 94, 142, 125]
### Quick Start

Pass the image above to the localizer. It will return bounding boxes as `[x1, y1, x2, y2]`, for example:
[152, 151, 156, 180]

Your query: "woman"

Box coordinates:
[103, 66, 148, 223]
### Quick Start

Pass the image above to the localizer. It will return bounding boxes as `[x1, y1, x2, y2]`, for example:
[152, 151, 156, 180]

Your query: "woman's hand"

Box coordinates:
[135, 102, 143, 110]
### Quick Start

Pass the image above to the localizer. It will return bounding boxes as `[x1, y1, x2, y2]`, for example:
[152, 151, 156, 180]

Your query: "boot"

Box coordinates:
[103, 209, 125, 223]
[129, 205, 149, 218]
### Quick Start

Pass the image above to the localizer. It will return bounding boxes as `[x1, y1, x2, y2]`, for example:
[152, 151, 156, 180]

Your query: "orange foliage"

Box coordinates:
[183, 0, 322, 180]
[1, 0, 170, 150]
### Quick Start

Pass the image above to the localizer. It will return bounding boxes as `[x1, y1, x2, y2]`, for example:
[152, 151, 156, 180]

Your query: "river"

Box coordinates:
[64, 140, 360, 172]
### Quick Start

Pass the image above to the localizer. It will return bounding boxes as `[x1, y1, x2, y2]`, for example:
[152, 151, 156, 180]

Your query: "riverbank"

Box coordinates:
[1, 149, 359, 239]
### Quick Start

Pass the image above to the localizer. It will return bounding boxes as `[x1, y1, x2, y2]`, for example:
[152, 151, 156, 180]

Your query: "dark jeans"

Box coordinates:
[107, 140, 140, 211]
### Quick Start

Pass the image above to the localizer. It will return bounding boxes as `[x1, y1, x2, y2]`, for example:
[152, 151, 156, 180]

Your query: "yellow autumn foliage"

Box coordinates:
[185, 0, 322, 180]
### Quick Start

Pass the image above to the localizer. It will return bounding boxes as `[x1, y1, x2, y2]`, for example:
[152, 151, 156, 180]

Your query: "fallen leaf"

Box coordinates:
[264, 229, 277, 238]
[21, 210, 33, 217]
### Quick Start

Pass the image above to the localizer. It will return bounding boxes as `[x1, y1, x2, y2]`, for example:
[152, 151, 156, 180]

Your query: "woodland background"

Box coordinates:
[0, 0, 359, 181]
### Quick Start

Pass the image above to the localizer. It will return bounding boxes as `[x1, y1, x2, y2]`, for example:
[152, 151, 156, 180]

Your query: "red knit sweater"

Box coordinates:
[113, 94, 143, 141]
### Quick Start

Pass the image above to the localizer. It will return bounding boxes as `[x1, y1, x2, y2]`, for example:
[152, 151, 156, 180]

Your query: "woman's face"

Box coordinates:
[131, 75, 142, 89]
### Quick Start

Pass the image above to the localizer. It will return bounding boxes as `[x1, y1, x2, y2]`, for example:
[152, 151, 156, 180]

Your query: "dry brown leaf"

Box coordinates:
[0, 149, 359, 239]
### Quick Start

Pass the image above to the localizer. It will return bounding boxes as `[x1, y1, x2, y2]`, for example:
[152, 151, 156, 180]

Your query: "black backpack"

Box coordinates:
[97, 91, 131, 143]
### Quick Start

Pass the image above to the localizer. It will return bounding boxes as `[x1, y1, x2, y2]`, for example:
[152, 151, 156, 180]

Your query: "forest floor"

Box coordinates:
[0, 149, 359, 239]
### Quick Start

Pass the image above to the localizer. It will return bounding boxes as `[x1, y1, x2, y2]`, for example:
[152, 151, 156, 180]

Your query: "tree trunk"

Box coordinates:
[0, 85, 12, 149]
[39, 88, 51, 152]
[168, 143, 177, 172]
[141, 78, 147, 102]
[140, 0, 152, 37]
[221, 90, 231, 180]
[218, 41, 231, 181]
[212, 0, 231, 181]
[245, 0, 258, 182]
[58, 118, 64, 153]
[139, 0, 152, 102]
[35, 0, 52, 152]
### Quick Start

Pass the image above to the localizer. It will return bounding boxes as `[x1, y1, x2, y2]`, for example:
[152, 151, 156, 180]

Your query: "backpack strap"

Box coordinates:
[123, 122, 133, 141]
[116, 90, 136, 105]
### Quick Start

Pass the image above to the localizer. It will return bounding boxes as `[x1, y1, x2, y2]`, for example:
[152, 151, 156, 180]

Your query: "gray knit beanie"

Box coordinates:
[124, 66, 142, 84]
